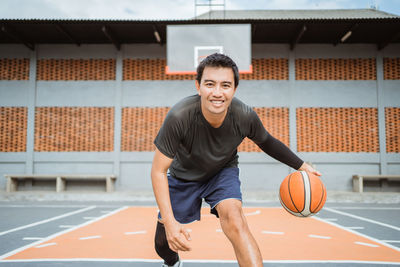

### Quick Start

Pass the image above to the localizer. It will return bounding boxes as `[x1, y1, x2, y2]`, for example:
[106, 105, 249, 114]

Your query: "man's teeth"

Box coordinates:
[211, 100, 223, 104]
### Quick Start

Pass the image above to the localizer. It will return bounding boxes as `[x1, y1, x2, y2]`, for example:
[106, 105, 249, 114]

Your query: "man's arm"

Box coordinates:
[151, 148, 191, 252]
[246, 110, 321, 176]
[258, 136, 322, 176]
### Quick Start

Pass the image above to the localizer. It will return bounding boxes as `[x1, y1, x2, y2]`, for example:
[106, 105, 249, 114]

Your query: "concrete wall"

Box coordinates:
[0, 43, 399, 192]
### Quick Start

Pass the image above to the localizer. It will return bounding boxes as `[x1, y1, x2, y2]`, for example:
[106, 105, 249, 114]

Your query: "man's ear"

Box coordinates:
[195, 80, 201, 95]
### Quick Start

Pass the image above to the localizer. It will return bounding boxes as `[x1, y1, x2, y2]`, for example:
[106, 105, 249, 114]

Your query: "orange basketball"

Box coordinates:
[279, 171, 327, 217]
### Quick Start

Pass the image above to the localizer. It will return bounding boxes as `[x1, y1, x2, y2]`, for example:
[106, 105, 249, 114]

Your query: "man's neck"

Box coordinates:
[201, 106, 228, 128]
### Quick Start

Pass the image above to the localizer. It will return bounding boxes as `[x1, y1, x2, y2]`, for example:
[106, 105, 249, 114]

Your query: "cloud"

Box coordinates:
[1, 0, 399, 20]
[1, 0, 194, 19]
[1, 0, 69, 19]
[124, 7, 136, 15]
[228, 0, 347, 10]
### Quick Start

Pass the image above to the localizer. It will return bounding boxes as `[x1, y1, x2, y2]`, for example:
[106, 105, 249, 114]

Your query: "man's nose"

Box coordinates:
[212, 84, 223, 96]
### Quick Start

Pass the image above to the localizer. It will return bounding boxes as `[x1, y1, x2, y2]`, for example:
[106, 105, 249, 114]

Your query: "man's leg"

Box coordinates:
[154, 221, 180, 266]
[215, 199, 263, 267]
[154, 173, 204, 266]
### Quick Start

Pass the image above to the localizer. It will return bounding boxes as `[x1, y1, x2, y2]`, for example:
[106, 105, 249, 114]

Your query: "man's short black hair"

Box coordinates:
[196, 53, 239, 88]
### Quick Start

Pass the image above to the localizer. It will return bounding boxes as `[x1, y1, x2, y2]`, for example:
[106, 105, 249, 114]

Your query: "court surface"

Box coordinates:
[0, 201, 399, 266]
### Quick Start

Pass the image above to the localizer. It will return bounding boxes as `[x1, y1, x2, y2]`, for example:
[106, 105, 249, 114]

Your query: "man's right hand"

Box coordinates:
[164, 219, 192, 252]
[151, 148, 191, 252]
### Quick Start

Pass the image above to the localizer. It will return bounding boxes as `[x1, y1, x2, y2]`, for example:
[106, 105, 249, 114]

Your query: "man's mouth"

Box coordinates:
[210, 100, 224, 105]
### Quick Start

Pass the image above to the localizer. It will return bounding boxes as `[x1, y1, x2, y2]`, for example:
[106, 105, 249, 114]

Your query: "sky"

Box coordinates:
[1, 0, 399, 20]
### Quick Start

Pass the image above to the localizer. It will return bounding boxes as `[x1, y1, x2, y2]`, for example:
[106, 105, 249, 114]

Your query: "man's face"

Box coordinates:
[196, 66, 237, 118]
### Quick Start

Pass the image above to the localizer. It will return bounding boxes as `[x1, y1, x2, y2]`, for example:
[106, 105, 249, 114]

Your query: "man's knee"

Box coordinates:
[216, 200, 247, 234]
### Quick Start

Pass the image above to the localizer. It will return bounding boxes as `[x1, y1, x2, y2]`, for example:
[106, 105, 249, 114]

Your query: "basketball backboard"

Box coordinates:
[166, 24, 252, 74]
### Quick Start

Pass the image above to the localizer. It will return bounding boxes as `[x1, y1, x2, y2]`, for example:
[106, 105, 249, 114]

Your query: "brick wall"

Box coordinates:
[384, 58, 400, 80]
[295, 58, 376, 80]
[121, 107, 170, 151]
[240, 59, 289, 80]
[35, 107, 114, 151]
[385, 107, 400, 153]
[122, 58, 289, 80]
[1, 106, 398, 153]
[0, 59, 30, 80]
[296, 108, 379, 152]
[0, 57, 399, 153]
[123, 59, 195, 80]
[36, 59, 116, 80]
[238, 108, 289, 152]
[0, 107, 27, 152]
[119, 107, 289, 152]
[1, 57, 397, 81]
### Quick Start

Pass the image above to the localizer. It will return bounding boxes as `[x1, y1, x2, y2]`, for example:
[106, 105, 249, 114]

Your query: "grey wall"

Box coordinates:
[0, 43, 399, 192]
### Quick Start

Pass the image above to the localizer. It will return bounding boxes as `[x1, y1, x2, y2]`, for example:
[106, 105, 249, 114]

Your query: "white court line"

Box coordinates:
[324, 207, 400, 232]
[0, 206, 96, 236]
[262, 231, 284, 235]
[355, 241, 380, 248]
[35, 243, 57, 248]
[58, 225, 75, 228]
[0, 204, 157, 208]
[312, 216, 400, 252]
[0, 206, 128, 260]
[245, 210, 261, 216]
[22, 237, 44, 241]
[308, 234, 331, 239]
[83, 217, 97, 220]
[346, 226, 365, 230]
[1, 259, 400, 265]
[124, 231, 147, 235]
[323, 218, 338, 222]
[100, 211, 113, 213]
[79, 235, 101, 240]
[329, 207, 400, 210]
[0, 205, 88, 208]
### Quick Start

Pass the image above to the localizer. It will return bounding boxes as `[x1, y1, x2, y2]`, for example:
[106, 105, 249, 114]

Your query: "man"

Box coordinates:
[151, 53, 321, 267]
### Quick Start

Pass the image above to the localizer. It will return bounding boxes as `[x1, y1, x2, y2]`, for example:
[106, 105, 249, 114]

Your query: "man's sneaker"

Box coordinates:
[162, 259, 182, 267]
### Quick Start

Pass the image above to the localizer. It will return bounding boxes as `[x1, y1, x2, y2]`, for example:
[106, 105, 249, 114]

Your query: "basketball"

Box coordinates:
[279, 171, 327, 217]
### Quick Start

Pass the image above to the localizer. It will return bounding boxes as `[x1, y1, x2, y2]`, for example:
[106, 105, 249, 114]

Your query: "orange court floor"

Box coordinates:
[1, 206, 400, 265]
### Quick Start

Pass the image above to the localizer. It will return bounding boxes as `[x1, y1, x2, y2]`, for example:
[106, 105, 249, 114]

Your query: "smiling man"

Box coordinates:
[151, 53, 320, 267]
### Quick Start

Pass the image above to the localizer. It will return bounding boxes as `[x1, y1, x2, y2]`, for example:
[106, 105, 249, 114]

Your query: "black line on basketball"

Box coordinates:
[313, 181, 325, 213]
[299, 171, 307, 217]
[288, 172, 302, 215]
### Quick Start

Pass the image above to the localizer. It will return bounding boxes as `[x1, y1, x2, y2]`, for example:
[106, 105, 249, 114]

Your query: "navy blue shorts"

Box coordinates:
[158, 167, 242, 224]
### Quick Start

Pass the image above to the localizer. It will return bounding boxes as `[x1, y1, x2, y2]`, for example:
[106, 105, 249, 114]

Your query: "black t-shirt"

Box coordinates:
[154, 95, 303, 182]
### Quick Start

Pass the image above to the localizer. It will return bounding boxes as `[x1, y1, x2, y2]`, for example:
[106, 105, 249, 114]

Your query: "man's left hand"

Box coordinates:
[298, 162, 322, 177]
